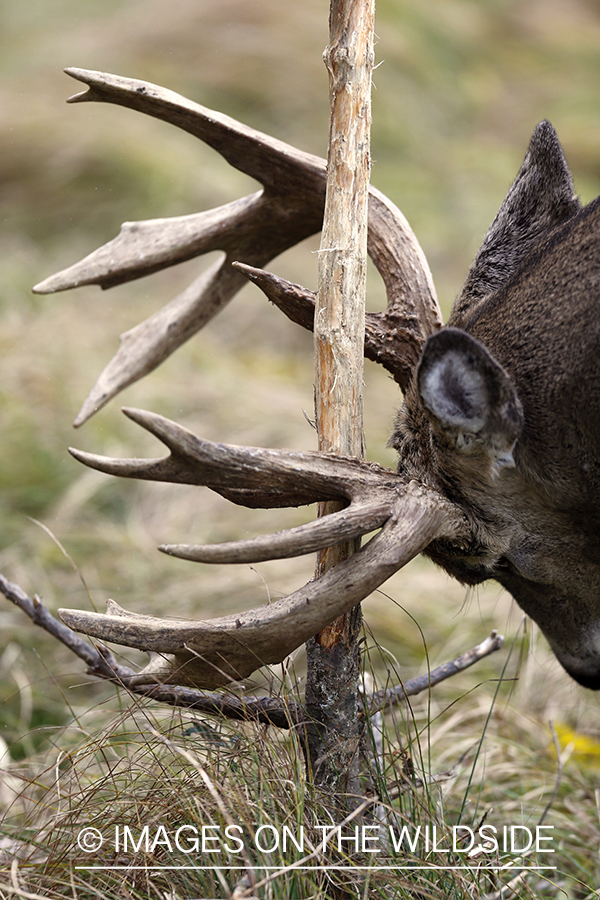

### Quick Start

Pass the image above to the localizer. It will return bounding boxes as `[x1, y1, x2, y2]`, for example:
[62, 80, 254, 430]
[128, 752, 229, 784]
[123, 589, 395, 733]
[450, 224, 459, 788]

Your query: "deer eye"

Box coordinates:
[435, 538, 481, 558]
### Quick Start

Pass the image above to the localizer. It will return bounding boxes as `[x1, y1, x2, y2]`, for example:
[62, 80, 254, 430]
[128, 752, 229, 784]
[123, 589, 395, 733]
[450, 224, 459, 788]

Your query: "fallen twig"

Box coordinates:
[366, 630, 505, 714]
[0, 573, 504, 732]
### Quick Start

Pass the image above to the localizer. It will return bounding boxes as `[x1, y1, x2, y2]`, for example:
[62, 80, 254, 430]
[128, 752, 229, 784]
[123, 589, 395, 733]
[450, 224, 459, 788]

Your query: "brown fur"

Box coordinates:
[391, 122, 600, 688]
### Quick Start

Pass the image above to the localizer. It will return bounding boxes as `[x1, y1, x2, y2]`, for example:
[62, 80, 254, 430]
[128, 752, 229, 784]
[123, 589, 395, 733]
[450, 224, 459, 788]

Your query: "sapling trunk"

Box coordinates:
[305, 0, 375, 801]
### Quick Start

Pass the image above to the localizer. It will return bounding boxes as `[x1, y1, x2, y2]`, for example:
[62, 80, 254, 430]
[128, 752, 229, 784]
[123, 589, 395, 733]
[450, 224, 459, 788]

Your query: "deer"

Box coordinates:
[34, 70, 600, 691]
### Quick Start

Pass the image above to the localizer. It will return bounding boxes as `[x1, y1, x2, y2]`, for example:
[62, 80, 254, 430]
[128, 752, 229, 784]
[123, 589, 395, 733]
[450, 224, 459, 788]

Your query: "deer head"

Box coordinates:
[41, 72, 600, 689]
[392, 122, 600, 688]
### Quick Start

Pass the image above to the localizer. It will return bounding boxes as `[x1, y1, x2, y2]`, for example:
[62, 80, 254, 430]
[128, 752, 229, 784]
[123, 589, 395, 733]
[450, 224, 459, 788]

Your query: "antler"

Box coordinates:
[61, 411, 467, 687]
[37, 69, 457, 690]
[58, 506, 452, 689]
[69, 406, 398, 509]
[33, 69, 441, 424]
[62, 409, 469, 687]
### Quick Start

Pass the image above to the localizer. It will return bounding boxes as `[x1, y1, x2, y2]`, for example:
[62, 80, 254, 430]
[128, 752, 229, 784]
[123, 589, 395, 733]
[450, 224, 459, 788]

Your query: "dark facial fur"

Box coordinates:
[391, 122, 600, 688]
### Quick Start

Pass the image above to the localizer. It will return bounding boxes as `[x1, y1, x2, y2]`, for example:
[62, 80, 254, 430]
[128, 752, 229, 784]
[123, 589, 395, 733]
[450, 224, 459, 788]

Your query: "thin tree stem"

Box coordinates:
[305, 0, 375, 799]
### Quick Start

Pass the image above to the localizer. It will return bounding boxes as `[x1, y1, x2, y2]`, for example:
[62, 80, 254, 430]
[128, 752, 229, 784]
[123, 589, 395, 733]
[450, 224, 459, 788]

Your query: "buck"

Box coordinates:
[392, 121, 600, 689]
[36, 71, 600, 691]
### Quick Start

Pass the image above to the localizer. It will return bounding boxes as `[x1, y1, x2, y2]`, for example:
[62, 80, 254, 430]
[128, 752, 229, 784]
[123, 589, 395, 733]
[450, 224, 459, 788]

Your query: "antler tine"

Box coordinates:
[236, 191, 444, 393]
[62, 68, 327, 191]
[233, 263, 315, 331]
[159, 498, 391, 564]
[69, 407, 397, 509]
[33, 197, 267, 295]
[33, 69, 441, 424]
[234, 262, 434, 391]
[235, 190, 444, 394]
[32, 68, 325, 295]
[59, 483, 465, 689]
[33, 70, 325, 424]
[71, 256, 232, 426]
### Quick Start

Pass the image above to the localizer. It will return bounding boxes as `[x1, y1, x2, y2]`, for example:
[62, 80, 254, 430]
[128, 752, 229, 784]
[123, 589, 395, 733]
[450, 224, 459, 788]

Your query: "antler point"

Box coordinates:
[231, 260, 256, 276]
[32, 275, 70, 294]
[64, 67, 91, 78]
[73, 394, 109, 427]
[121, 406, 160, 430]
[64, 68, 101, 99]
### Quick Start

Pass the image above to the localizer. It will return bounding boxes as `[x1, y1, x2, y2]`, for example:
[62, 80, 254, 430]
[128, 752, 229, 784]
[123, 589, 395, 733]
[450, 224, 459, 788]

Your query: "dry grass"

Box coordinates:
[0, 645, 597, 899]
[2, 0, 600, 896]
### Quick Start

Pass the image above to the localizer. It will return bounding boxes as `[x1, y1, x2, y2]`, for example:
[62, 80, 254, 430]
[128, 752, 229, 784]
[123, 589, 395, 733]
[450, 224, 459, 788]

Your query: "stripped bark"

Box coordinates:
[304, 0, 375, 799]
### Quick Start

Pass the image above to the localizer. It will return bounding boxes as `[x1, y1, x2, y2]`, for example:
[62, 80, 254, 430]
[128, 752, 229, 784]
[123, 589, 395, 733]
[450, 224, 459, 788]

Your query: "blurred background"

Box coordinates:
[1, 0, 600, 868]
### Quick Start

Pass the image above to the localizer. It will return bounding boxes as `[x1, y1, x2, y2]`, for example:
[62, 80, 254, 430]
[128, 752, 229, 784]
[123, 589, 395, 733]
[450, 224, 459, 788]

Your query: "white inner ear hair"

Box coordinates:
[421, 351, 487, 432]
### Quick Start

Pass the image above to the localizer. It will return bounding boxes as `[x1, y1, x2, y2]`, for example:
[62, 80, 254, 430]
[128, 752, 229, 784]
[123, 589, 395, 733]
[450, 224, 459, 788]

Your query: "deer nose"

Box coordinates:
[564, 667, 600, 691]
[554, 651, 600, 690]
[542, 624, 600, 690]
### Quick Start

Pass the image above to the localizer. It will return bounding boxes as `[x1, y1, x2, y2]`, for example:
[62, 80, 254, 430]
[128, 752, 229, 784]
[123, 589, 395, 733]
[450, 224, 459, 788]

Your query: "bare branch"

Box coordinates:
[302, 0, 374, 795]
[0, 575, 502, 727]
[366, 631, 505, 714]
[33, 69, 440, 423]
[0, 573, 105, 673]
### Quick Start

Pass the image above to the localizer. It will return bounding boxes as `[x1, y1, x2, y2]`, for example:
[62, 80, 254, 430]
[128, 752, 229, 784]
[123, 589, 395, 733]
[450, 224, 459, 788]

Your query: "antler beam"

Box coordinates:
[33, 69, 441, 424]
[69, 406, 399, 510]
[59, 480, 466, 689]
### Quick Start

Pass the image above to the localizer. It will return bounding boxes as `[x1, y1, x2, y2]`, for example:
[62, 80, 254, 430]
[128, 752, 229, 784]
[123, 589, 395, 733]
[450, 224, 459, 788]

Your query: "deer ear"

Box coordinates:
[417, 328, 523, 465]
[452, 121, 581, 324]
